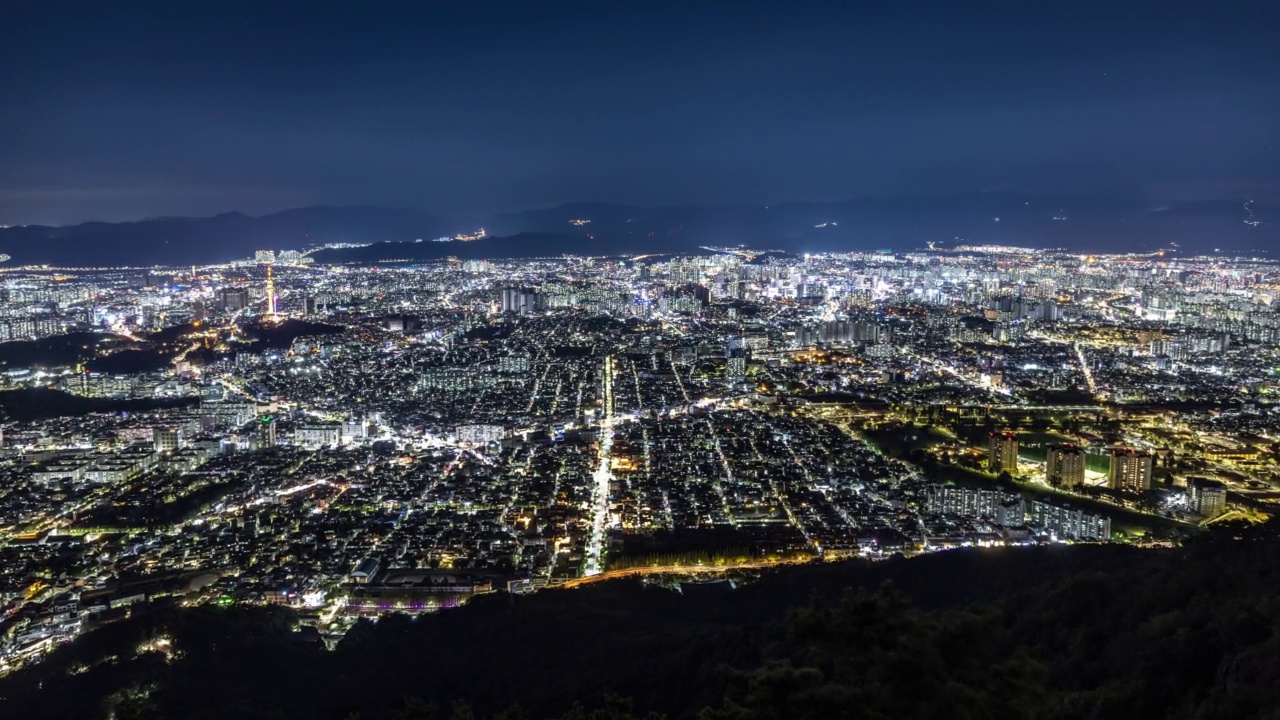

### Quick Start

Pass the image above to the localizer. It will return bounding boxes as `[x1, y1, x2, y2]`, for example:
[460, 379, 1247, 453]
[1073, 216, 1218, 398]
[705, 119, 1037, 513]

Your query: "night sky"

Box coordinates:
[2, 0, 1277, 225]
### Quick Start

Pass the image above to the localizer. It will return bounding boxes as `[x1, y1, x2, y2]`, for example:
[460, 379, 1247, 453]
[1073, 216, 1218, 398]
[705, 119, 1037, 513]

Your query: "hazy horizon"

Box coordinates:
[3, 1, 1277, 227]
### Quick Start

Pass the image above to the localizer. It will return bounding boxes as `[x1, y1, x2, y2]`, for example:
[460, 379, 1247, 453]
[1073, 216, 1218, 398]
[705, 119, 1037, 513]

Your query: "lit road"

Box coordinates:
[904, 348, 1013, 398]
[1075, 343, 1098, 395]
[583, 355, 616, 576]
[108, 324, 143, 342]
[561, 558, 816, 588]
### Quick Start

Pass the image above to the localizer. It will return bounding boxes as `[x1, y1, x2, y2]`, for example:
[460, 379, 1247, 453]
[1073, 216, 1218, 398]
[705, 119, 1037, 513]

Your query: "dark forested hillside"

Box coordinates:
[2, 521, 1278, 720]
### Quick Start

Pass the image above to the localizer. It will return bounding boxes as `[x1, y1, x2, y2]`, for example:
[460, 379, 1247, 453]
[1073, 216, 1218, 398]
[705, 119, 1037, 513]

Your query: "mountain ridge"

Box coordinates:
[0, 196, 1274, 267]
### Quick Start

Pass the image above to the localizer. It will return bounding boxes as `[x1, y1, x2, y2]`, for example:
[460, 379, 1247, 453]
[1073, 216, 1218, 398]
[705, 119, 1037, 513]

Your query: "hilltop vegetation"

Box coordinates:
[2, 521, 1278, 719]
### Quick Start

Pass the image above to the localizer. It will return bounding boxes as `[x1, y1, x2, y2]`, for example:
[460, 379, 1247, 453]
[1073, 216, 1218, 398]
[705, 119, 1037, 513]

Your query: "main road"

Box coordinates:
[561, 557, 823, 588]
[583, 355, 616, 576]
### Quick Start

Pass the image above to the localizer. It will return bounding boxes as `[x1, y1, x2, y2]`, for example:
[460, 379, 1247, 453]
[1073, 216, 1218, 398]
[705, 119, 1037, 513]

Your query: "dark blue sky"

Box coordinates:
[2, 0, 1277, 225]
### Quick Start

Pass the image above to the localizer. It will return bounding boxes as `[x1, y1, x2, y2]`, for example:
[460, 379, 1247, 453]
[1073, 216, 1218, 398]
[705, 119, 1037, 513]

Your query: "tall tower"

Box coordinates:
[265, 263, 277, 321]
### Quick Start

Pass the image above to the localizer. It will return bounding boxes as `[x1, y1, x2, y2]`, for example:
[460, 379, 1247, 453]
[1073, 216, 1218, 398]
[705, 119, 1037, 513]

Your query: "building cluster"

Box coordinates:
[0, 243, 1277, 673]
[924, 484, 1111, 543]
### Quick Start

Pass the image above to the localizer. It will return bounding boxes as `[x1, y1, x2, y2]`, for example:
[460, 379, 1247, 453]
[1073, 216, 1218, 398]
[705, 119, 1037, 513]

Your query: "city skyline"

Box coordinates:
[0, 225, 1277, 718]
[3, 1, 1280, 717]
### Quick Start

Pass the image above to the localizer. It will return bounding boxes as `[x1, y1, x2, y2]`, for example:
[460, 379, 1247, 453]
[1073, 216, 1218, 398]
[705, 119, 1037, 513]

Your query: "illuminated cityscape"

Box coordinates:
[0, 241, 1276, 675]
[1, 1, 1278, 717]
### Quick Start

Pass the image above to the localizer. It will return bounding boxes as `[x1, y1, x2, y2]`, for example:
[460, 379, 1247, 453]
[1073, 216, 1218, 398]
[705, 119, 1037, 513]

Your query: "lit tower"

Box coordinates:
[265, 263, 278, 321]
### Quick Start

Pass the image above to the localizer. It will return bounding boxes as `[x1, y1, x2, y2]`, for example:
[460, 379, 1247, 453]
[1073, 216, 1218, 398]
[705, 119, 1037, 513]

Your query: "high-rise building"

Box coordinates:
[497, 354, 531, 374]
[456, 424, 506, 444]
[1187, 477, 1227, 518]
[342, 419, 368, 444]
[726, 342, 748, 382]
[1029, 500, 1111, 540]
[1108, 450, 1153, 493]
[925, 485, 1024, 526]
[988, 431, 1019, 473]
[295, 423, 342, 448]
[304, 295, 331, 316]
[726, 356, 747, 381]
[1045, 444, 1087, 488]
[218, 287, 251, 312]
[793, 326, 819, 349]
[153, 426, 182, 453]
[499, 287, 540, 315]
[257, 416, 277, 449]
[995, 499, 1027, 528]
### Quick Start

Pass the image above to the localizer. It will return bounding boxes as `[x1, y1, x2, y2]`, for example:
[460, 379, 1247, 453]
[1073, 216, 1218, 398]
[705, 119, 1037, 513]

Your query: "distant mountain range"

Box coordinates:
[0, 196, 1274, 267]
[0, 206, 452, 267]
